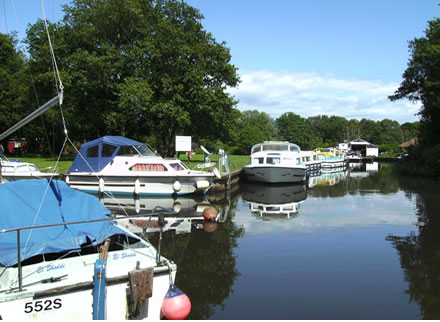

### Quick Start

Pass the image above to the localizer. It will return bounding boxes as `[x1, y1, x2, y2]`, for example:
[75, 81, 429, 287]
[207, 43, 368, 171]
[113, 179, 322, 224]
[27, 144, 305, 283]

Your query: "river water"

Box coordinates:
[112, 162, 440, 319]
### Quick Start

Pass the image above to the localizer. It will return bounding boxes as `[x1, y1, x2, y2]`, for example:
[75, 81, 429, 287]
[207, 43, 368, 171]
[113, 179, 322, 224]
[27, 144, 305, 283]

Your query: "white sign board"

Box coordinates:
[175, 136, 192, 152]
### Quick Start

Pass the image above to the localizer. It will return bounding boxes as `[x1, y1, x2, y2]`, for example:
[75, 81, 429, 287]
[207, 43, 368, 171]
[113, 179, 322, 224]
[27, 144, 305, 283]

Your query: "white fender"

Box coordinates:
[99, 178, 105, 193]
[173, 180, 181, 192]
[195, 180, 210, 189]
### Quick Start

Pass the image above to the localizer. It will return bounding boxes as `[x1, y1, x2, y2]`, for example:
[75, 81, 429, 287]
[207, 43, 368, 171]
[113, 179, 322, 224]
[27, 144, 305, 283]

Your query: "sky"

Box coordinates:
[2, 0, 439, 124]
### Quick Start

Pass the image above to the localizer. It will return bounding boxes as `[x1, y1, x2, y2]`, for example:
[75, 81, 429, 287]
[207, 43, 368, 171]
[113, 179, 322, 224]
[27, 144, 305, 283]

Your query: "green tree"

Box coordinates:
[232, 110, 275, 154]
[276, 112, 321, 150]
[400, 122, 419, 142]
[389, 17, 440, 147]
[0, 33, 29, 146]
[25, 0, 240, 156]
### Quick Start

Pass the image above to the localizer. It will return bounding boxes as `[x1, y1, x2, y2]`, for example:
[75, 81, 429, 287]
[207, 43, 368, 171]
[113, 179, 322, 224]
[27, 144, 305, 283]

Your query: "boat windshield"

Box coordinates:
[117, 144, 159, 157]
[134, 144, 159, 156]
[263, 144, 289, 151]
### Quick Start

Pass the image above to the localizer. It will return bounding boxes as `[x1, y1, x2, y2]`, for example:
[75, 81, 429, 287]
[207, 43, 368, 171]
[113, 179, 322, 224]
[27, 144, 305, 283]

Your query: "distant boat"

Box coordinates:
[314, 147, 348, 169]
[242, 141, 307, 183]
[0, 147, 58, 183]
[66, 136, 220, 196]
[0, 179, 177, 319]
[300, 150, 322, 172]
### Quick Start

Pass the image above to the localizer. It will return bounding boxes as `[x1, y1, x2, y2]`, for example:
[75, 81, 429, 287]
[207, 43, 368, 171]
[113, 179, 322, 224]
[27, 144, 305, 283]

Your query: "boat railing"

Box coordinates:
[0, 206, 177, 292]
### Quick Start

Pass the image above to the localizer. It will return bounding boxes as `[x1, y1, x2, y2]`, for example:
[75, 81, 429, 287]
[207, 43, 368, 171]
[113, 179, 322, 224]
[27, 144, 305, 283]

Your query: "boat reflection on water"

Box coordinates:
[98, 194, 229, 235]
[310, 168, 348, 187]
[241, 183, 307, 220]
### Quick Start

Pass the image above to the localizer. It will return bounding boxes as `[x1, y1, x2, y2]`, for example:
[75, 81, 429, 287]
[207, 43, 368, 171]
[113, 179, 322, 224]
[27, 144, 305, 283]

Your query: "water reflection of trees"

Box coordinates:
[307, 163, 400, 198]
[386, 175, 440, 319]
[148, 192, 244, 319]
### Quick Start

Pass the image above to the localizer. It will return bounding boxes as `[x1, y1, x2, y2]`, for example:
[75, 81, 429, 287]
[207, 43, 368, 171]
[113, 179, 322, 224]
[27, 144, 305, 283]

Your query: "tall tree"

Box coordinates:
[277, 112, 321, 150]
[26, 0, 240, 156]
[389, 17, 440, 147]
[0, 33, 29, 146]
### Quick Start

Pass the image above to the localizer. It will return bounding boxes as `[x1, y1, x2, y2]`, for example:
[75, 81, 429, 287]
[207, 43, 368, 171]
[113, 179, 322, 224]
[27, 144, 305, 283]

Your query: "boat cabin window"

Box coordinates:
[130, 164, 167, 171]
[263, 144, 288, 151]
[252, 157, 264, 164]
[28, 164, 38, 171]
[1, 165, 14, 173]
[17, 165, 31, 172]
[102, 143, 117, 157]
[267, 157, 280, 164]
[169, 162, 185, 171]
[117, 145, 138, 156]
[289, 146, 300, 153]
[87, 145, 99, 157]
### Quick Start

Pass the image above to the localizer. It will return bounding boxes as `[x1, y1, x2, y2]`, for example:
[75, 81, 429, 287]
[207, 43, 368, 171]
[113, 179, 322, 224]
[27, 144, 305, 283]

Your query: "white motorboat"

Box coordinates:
[242, 141, 307, 183]
[0, 151, 58, 183]
[0, 179, 179, 320]
[300, 150, 322, 172]
[66, 136, 220, 196]
[314, 147, 349, 169]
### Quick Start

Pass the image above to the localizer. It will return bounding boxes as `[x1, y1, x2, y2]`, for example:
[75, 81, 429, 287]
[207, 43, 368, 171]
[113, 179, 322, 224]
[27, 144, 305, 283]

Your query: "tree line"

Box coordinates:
[0, 0, 433, 160]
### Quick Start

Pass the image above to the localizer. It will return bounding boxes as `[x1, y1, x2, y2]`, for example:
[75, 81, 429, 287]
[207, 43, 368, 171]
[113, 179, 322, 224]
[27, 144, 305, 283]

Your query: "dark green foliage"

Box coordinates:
[389, 17, 440, 177]
[0, 33, 29, 145]
[22, 0, 240, 156]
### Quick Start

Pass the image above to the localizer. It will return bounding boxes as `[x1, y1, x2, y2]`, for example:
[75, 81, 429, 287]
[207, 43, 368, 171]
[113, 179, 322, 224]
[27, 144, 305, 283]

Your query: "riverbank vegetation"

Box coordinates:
[389, 17, 440, 178]
[0, 0, 437, 178]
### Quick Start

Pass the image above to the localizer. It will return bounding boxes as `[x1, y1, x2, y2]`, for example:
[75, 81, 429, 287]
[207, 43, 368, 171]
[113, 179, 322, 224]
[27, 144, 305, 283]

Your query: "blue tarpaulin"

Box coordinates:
[0, 179, 136, 267]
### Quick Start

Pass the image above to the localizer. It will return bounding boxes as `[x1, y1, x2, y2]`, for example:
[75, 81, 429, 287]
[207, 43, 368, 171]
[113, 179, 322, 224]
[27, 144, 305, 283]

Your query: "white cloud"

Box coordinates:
[228, 69, 420, 124]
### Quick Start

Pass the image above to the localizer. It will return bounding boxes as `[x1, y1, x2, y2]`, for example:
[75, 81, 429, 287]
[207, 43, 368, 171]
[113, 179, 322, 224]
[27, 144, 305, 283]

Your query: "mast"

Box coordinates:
[0, 92, 62, 141]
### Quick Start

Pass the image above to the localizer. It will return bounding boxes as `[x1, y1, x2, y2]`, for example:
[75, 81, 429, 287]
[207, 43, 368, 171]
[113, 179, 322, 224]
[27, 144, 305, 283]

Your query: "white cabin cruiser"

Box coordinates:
[314, 147, 349, 169]
[300, 150, 322, 172]
[66, 136, 219, 196]
[0, 179, 178, 320]
[0, 146, 58, 183]
[242, 141, 307, 183]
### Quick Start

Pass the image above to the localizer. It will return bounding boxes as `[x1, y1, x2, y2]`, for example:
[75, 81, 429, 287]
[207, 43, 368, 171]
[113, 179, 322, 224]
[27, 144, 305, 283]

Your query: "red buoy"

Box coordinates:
[161, 284, 191, 320]
[202, 207, 218, 221]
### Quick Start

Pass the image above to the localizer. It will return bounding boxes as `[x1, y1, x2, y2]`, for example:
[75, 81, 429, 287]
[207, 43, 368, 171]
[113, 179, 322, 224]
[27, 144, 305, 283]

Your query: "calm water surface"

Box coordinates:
[114, 162, 440, 319]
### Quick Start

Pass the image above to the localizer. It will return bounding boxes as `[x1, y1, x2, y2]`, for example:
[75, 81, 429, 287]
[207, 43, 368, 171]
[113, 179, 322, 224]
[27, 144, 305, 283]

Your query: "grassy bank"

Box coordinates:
[8, 154, 250, 175]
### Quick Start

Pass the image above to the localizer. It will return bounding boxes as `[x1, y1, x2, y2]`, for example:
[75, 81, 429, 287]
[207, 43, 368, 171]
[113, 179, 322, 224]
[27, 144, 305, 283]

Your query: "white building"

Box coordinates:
[348, 139, 378, 157]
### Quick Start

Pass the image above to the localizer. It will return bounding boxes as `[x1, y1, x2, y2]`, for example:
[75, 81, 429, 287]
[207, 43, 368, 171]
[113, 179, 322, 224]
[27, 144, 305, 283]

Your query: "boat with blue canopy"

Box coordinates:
[66, 136, 219, 196]
[0, 179, 177, 320]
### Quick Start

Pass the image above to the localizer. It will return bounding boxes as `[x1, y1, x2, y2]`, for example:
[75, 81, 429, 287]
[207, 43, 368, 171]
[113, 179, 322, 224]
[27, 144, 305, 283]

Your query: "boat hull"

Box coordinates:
[243, 165, 307, 183]
[320, 159, 348, 169]
[66, 173, 214, 196]
[0, 249, 176, 320]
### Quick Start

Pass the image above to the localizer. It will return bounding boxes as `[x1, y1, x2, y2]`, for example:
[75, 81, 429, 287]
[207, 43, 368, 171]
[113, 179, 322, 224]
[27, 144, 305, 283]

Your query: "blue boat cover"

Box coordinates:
[0, 179, 137, 267]
[69, 136, 143, 173]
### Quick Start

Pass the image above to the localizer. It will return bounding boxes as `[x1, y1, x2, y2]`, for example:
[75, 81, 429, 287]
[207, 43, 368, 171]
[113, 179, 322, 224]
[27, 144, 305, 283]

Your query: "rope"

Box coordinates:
[40, 0, 63, 93]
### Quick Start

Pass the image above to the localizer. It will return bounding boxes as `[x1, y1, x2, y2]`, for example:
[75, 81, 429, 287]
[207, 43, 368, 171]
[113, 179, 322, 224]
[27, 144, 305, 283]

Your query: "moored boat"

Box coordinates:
[66, 136, 220, 196]
[314, 147, 348, 169]
[242, 141, 307, 183]
[300, 150, 322, 173]
[0, 179, 178, 320]
[0, 142, 59, 184]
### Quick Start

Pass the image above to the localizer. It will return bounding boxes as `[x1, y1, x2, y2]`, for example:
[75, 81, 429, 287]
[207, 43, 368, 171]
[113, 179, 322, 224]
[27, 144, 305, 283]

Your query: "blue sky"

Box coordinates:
[2, 0, 439, 124]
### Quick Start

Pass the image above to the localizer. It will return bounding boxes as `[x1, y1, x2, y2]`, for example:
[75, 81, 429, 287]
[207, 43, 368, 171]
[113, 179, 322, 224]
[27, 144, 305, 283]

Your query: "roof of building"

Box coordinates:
[399, 137, 419, 148]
